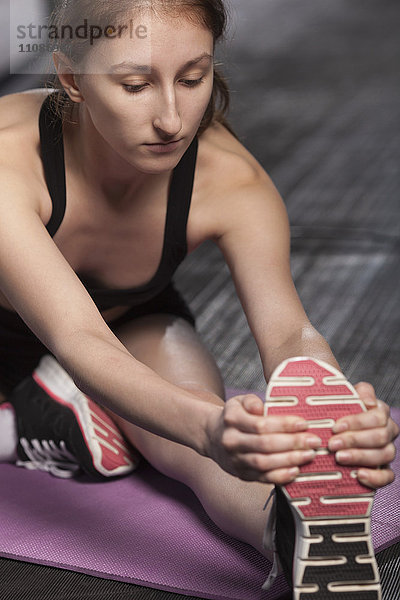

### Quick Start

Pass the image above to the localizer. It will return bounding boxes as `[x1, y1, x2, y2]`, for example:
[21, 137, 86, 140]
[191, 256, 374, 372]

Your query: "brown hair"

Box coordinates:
[47, 0, 235, 136]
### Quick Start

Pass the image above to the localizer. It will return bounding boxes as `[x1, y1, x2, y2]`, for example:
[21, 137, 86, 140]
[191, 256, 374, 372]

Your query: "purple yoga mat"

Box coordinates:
[0, 395, 399, 600]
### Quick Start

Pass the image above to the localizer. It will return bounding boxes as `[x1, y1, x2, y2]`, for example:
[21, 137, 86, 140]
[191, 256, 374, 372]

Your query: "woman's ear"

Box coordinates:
[52, 51, 84, 103]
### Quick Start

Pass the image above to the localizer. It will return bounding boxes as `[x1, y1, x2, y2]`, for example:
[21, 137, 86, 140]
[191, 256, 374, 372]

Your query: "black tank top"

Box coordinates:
[39, 91, 198, 311]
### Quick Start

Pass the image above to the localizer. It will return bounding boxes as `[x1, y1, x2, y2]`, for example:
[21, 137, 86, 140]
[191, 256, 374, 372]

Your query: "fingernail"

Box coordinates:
[307, 436, 322, 448]
[336, 450, 351, 462]
[358, 469, 369, 482]
[329, 439, 344, 451]
[303, 450, 316, 460]
[332, 422, 348, 433]
[295, 421, 307, 431]
[289, 467, 299, 478]
[364, 397, 377, 407]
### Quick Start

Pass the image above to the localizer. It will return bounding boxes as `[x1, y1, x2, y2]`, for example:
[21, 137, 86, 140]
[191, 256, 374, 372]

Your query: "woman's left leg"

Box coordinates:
[107, 313, 274, 558]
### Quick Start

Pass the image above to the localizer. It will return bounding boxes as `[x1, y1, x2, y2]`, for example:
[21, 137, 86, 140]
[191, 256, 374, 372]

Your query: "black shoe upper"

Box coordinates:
[275, 486, 295, 589]
[8, 376, 97, 478]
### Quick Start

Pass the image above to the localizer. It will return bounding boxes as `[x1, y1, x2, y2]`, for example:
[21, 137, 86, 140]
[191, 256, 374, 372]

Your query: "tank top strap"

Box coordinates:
[164, 135, 198, 253]
[38, 92, 67, 237]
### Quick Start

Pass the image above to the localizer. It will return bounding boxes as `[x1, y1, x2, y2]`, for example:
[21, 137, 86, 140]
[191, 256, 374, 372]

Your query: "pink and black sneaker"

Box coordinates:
[8, 355, 140, 480]
[264, 356, 381, 599]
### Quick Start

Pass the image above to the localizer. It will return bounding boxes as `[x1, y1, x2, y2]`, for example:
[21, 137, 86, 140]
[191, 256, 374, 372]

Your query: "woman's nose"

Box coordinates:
[153, 91, 183, 138]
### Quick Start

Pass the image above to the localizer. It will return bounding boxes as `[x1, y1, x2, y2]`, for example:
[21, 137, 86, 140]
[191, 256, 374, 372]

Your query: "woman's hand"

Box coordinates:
[205, 394, 321, 484]
[328, 382, 399, 489]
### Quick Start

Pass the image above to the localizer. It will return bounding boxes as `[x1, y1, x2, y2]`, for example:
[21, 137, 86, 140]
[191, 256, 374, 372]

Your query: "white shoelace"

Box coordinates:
[16, 438, 81, 479]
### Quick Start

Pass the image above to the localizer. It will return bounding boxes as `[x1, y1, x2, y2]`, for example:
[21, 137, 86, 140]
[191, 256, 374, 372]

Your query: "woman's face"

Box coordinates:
[73, 11, 214, 173]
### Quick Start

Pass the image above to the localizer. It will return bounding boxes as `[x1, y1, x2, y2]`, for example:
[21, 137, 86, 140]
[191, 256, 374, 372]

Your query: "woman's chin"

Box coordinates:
[130, 148, 187, 174]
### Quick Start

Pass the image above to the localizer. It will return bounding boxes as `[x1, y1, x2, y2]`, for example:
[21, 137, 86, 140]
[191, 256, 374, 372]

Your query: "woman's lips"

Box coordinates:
[144, 139, 183, 153]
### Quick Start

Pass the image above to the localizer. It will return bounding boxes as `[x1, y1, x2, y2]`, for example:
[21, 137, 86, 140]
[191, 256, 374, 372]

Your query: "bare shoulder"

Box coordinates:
[0, 88, 51, 207]
[0, 88, 50, 167]
[0, 87, 49, 130]
[189, 121, 286, 247]
[196, 121, 266, 188]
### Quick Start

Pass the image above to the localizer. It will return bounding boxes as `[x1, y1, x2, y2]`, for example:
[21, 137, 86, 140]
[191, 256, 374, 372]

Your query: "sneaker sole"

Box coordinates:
[264, 357, 381, 599]
[33, 356, 140, 477]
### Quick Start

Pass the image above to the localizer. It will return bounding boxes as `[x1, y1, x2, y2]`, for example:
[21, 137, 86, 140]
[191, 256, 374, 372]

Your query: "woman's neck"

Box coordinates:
[66, 103, 168, 204]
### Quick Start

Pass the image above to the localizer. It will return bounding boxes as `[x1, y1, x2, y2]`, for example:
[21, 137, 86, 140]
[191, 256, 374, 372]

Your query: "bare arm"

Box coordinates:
[215, 172, 339, 378]
[209, 168, 397, 488]
[0, 167, 215, 455]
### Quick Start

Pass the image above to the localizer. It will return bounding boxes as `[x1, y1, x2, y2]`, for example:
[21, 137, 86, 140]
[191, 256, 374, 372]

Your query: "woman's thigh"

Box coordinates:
[113, 313, 226, 401]
[112, 313, 274, 556]
[108, 312, 226, 479]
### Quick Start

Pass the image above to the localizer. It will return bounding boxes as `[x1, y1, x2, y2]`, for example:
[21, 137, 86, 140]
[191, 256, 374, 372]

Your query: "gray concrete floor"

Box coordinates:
[176, 0, 400, 406]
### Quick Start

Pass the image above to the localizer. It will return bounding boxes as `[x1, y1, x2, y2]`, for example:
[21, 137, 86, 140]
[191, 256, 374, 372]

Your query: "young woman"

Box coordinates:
[0, 1, 398, 597]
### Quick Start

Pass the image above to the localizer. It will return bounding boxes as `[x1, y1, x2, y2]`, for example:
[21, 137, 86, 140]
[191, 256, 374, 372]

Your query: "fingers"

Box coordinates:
[260, 467, 300, 485]
[231, 451, 315, 484]
[234, 465, 300, 484]
[241, 394, 264, 416]
[221, 393, 399, 488]
[334, 443, 396, 467]
[329, 399, 399, 477]
[224, 396, 309, 435]
[357, 467, 395, 490]
[334, 380, 388, 434]
[354, 381, 378, 409]
[332, 402, 390, 434]
[240, 449, 316, 473]
[223, 430, 321, 455]
[326, 396, 398, 488]
[329, 420, 399, 451]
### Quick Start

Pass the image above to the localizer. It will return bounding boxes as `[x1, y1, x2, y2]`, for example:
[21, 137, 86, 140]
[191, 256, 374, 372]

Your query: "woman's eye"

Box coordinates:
[181, 77, 204, 87]
[123, 84, 147, 94]
[122, 77, 204, 94]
